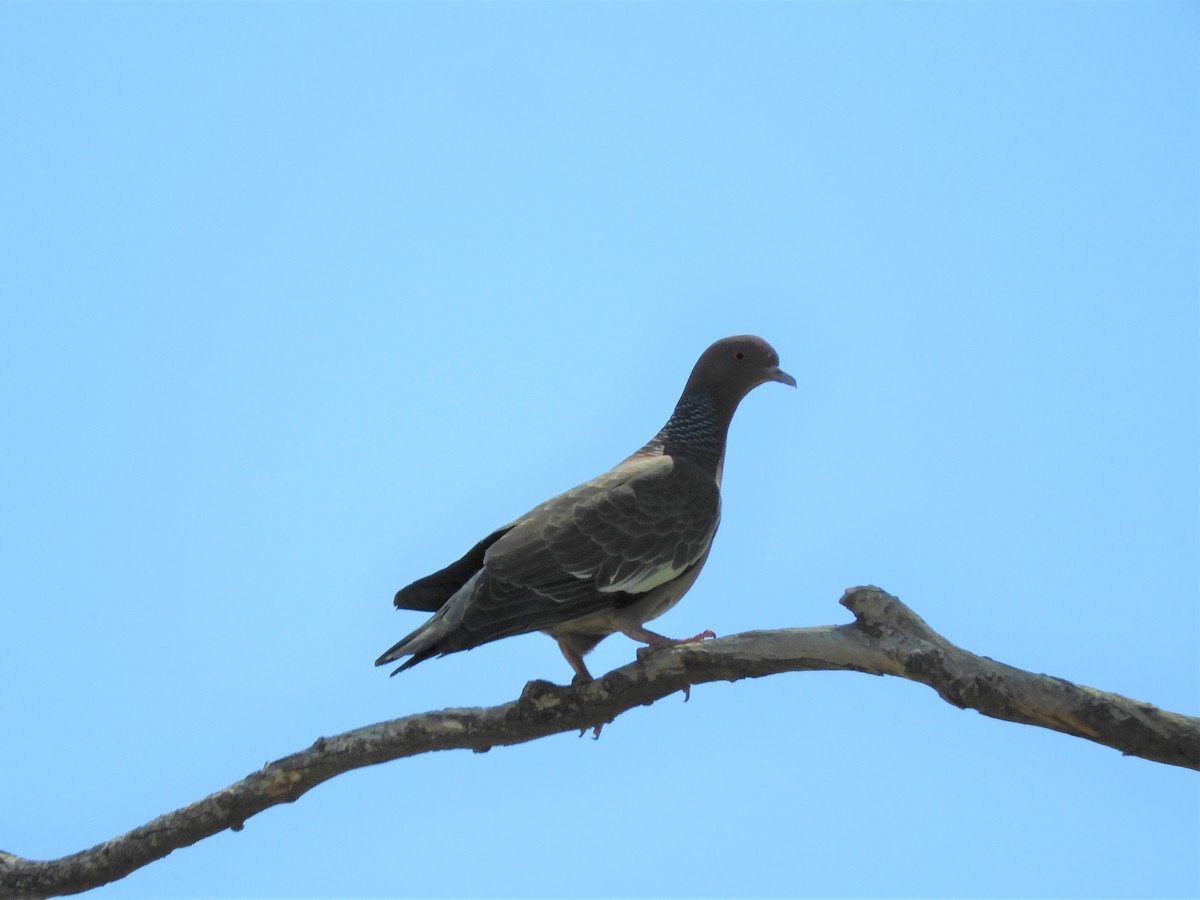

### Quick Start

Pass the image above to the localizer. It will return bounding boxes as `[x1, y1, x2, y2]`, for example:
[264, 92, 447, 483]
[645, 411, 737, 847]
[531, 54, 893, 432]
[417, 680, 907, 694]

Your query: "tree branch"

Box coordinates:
[2, 586, 1196, 898]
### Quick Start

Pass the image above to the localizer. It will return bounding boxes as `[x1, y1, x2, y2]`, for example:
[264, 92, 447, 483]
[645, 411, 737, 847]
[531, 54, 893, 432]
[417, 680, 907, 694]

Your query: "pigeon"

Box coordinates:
[376, 335, 795, 685]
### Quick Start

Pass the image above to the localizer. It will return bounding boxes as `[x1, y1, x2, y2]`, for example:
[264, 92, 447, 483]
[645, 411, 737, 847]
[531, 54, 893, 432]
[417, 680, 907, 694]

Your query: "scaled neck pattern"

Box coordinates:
[642, 391, 732, 474]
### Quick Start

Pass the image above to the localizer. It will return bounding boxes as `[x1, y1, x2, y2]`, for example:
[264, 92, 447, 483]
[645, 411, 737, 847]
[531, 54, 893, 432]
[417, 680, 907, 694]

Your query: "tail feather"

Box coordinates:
[388, 647, 438, 677]
[377, 573, 479, 671]
[374, 623, 437, 668]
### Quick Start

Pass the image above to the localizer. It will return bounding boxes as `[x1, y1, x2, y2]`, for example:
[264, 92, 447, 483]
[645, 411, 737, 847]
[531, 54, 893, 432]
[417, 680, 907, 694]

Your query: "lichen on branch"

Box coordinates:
[1, 587, 1195, 899]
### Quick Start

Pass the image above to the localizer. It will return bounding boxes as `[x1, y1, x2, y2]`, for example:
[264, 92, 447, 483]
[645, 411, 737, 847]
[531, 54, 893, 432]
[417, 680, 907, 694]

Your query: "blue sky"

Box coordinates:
[1, 2, 1196, 898]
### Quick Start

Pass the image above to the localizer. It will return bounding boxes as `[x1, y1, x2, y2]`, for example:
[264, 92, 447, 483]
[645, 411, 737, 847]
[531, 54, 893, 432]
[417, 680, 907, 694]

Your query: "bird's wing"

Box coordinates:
[392, 526, 513, 611]
[444, 454, 721, 649]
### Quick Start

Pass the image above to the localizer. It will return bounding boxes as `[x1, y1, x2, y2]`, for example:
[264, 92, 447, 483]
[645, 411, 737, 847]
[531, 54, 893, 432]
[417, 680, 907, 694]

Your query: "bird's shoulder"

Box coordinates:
[497, 452, 716, 536]
[482, 452, 720, 586]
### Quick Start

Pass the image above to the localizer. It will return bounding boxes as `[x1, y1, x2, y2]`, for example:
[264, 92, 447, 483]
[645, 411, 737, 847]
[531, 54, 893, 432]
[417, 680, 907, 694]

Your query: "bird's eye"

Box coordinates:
[735, 351, 745, 360]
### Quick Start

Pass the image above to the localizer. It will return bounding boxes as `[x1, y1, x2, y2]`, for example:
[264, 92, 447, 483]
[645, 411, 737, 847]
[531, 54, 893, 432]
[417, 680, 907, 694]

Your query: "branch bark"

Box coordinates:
[2, 586, 1196, 898]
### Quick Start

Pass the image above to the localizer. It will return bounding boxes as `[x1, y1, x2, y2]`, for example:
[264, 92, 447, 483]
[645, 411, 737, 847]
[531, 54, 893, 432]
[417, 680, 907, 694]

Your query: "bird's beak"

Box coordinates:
[765, 366, 797, 388]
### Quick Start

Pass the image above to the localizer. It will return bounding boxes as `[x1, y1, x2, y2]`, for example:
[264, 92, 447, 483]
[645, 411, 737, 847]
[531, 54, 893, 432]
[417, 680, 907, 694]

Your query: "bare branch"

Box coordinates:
[2, 586, 1195, 898]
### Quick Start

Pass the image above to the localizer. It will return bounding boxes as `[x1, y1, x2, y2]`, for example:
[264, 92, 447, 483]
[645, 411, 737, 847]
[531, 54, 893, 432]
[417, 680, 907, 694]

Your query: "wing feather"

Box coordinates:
[436, 455, 720, 652]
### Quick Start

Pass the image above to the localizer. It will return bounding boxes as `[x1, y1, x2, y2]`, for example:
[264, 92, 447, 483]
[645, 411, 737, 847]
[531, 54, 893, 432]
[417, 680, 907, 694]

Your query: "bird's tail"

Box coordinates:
[376, 644, 438, 676]
[375, 571, 481, 675]
[374, 623, 443, 675]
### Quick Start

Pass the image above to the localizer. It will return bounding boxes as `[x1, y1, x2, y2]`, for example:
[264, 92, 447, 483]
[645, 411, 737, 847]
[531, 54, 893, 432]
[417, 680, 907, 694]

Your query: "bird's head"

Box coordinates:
[684, 335, 796, 401]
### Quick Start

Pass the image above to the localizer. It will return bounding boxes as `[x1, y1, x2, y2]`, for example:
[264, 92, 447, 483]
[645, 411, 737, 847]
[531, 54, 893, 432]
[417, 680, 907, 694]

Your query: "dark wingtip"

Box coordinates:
[375, 640, 409, 667]
[388, 648, 436, 677]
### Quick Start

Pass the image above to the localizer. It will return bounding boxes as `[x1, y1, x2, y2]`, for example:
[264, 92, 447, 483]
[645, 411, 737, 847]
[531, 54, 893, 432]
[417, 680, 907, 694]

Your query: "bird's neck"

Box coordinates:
[641, 390, 736, 475]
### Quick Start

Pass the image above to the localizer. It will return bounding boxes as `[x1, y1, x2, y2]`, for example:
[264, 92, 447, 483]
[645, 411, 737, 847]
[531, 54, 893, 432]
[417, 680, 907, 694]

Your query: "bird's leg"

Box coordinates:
[618, 624, 717, 661]
[555, 636, 594, 687]
[617, 625, 715, 703]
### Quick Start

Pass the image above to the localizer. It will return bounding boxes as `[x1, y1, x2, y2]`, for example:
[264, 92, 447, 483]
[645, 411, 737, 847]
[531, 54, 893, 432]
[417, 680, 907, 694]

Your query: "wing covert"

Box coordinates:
[443, 456, 720, 648]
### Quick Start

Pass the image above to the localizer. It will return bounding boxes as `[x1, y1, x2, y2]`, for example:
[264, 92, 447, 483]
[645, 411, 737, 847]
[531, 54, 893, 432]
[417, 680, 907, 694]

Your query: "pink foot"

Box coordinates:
[635, 629, 716, 661]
